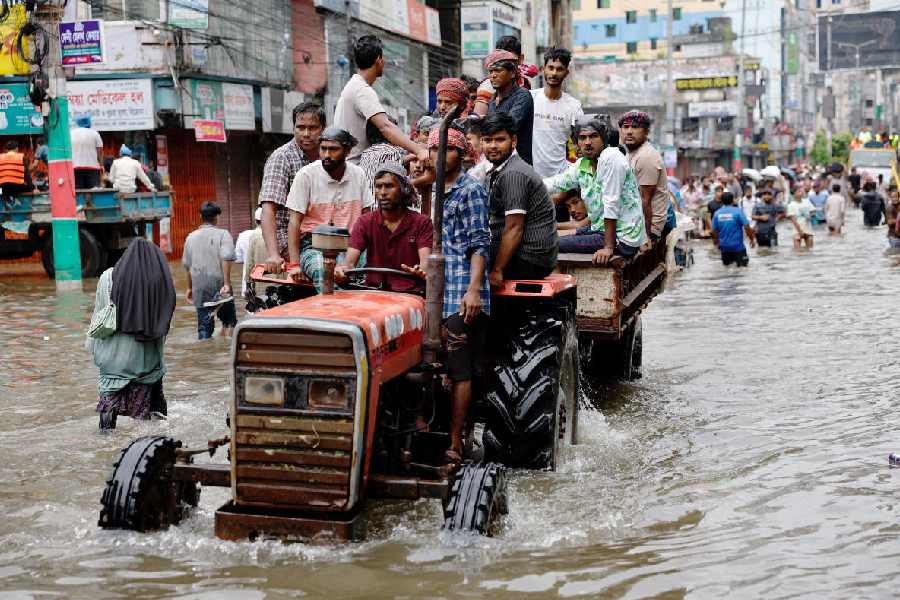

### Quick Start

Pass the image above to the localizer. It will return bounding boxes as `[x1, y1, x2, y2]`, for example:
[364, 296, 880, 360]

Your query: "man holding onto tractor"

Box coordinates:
[285, 128, 374, 292]
[479, 112, 558, 287]
[334, 162, 433, 294]
[425, 126, 492, 465]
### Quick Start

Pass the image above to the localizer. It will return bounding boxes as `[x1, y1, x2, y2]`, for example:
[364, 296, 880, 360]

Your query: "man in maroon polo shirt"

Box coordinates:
[335, 162, 433, 293]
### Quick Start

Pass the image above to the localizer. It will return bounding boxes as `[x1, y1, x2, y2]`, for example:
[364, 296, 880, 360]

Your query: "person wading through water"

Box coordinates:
[89, 238, 176, 429]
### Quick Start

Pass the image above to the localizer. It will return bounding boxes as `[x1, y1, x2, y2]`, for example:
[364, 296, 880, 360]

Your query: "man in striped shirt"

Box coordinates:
[479, 112, 558, 288]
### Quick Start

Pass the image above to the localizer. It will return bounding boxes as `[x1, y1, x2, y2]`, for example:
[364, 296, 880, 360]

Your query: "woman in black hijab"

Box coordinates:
[87, 238, 176, 429]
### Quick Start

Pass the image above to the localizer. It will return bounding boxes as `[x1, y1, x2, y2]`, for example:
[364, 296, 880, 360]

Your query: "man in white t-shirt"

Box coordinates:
[333, 34, 427, 165]
[285, 127, 375, 293]
[530, 47, 583, 179]
[70, 113, 104, 189]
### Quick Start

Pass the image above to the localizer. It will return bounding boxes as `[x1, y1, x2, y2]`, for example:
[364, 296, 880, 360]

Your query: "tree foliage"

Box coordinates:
[808, 130, 853, 166]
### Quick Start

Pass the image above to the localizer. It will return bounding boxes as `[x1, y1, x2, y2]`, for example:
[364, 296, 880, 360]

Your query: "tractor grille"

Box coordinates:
[233, 329, 358, 511]
[233, 413, 354, 511]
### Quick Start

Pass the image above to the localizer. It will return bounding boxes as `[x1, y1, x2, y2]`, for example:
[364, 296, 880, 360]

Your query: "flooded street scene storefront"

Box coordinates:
[2, 215, 897, 599]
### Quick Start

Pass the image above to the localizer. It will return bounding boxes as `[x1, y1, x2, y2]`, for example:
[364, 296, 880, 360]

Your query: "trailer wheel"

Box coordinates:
[41, 228, 107, 278]
[443, 462, 508, 536]
[98, 436, 199, 532]
[482, 304, 577, 470]
[583, 315, 643, 382]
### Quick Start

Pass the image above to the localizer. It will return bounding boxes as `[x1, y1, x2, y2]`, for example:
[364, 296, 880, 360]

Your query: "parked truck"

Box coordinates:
[0, 189, 172, 277]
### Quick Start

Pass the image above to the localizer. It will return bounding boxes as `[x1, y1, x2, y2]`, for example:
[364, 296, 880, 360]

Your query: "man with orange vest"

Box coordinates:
[0, 140, 32, 209]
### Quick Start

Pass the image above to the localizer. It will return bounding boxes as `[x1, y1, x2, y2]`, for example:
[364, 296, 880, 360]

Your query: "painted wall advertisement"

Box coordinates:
[461, 3, 491, 58]
[186, 79, 255, 131]
[194, 119, 227, 143]
[0, 3, 29, 75]
[67, 79, 155, 131]
[169, 0, 209, 29]
[59, 20, 104, 65]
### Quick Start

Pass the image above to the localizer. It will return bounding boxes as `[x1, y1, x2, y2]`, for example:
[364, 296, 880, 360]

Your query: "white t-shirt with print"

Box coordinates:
[529, 88, 583, 178]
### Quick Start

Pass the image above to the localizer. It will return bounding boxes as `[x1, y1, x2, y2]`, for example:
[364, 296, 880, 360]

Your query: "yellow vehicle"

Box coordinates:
[848, 149, 900, 189]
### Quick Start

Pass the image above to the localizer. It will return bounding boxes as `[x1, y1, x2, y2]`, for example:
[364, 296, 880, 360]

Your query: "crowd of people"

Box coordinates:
[85, 32, 899, 461]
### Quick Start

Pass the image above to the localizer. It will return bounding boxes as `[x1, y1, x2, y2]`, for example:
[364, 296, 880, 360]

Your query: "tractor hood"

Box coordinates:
[254, 290, 426, 353]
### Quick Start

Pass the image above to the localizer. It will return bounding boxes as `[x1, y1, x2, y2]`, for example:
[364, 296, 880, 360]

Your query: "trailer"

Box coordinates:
[557, 241, 668, 380]
[0, 189, 172, 277]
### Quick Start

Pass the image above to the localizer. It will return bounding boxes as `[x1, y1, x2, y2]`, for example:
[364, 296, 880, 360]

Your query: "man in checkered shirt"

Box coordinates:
[259, 102, 325, 272]
[425, 126, 490, 466]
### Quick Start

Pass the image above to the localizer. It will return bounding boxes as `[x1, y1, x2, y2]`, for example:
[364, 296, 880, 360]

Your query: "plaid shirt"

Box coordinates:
[442, 171, 491, 319]
[258, 139, 309, 258]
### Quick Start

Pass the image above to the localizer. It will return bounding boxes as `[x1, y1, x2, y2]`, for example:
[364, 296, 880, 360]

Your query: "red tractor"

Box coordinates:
[98, 115, 581, 540]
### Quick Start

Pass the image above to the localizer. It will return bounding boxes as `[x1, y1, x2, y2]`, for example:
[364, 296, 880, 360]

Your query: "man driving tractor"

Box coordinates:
[334, 162, 433, 294]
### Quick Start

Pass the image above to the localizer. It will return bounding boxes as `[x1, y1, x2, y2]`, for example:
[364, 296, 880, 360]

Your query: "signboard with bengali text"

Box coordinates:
[194, 119, 226, 142]
[0, 83, 43, 135]
[675, 75, 738, 91]
[59, 20, 104, 65]
[66, 79, 155, 131]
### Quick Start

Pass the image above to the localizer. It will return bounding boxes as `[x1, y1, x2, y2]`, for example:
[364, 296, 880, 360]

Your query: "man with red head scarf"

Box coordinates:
[477, 47, 534, 164]
[435, 78, 469, 118]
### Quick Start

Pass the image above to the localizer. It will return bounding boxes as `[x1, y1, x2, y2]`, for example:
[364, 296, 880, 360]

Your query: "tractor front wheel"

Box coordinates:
[99, 436, 200, 532]
[443, 462, 508, 535]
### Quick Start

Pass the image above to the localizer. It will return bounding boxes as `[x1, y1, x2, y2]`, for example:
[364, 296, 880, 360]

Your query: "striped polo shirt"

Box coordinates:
[487, 152, 558, 270]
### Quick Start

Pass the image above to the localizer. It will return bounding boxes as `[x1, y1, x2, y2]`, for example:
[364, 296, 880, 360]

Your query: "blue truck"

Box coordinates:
[0, 189, 172, 277]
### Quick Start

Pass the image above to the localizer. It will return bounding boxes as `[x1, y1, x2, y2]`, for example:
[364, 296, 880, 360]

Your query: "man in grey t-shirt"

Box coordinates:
[183, 202, 237, 339]
[333, 34, 428, 165]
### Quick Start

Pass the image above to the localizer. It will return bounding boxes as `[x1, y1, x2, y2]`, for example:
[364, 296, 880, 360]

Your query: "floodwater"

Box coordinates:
[1, 211, 899, 599]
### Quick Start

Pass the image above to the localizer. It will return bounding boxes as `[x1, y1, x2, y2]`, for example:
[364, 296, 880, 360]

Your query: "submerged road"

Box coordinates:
[1, 211, 898, 599]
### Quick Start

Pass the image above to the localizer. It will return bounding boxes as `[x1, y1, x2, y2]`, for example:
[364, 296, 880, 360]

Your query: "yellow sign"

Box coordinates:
[675, 76, 738, 90]
[0, 5, 29, 76]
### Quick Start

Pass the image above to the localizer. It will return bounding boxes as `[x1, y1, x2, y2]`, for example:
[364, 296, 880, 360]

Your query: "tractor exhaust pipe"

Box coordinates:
[423, 105, 463, 365]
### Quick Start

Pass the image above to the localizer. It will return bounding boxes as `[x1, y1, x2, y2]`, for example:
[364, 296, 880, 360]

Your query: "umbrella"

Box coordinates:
[742, 168, 762, 181]
[760, 165, 781, 178]
[780, 167, 797, 180]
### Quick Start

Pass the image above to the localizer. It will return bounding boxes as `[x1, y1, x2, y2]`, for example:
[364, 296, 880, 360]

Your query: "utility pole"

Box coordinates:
[665, 0, 674, 173]
[733, 0, 746, 172]
[345, 0, 353, 82]
[38, 2, 81, 291]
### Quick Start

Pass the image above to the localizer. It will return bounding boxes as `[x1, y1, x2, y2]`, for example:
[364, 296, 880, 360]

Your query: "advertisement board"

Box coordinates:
[194, 119, 226, 142]
[0, 4, 29, 76]
[461, 3, 491, 58]
[59, 20, 104, 65]
[818, 10, 900, 70]
[688, 101, 737, 118]
[675, 76, 738, 91]
[67, 79, 155, 131]
[169, 0, 209, 29]
[223, 83, 255, 131]
[0, 83, 43, 135]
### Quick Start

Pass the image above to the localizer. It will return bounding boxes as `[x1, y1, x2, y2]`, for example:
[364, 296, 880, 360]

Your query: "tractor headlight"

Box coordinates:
[308, 380, 349, 410]
[244, 376, 285, 406]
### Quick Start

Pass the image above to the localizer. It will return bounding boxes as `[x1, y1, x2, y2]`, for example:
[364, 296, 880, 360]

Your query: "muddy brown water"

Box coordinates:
[2, 213, 899, 599]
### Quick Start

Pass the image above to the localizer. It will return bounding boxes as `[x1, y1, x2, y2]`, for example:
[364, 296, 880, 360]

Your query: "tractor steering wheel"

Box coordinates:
[342, 267, 424, 296]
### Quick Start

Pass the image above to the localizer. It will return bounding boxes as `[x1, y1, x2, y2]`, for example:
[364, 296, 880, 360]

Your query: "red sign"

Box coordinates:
[407, 0, 428, 43]
[194, 119, 227, 143]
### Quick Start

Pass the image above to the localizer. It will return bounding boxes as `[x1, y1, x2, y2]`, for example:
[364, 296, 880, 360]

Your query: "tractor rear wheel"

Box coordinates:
[482, 303, 578, 470]
[443, 462, 508, 535]
[98, 436, 199, 531]
[41, 227, 106, 278]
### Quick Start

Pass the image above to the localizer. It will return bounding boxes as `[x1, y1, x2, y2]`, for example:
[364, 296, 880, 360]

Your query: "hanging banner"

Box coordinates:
[0, 4, 29, 75]
[67, 79, 155, 131]
[0, 83, 43, 134]
[194, 119, 227, 142]
[222, 83, 255, 130]
[155, 135, 170, 188]
[169, 0, 209, 30]
[59, 20, 104, 65]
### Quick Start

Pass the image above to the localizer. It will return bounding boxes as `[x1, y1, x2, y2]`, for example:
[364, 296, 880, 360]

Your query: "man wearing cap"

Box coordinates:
[483, 49, 534, 165]
[333, 34, 428, 165]
[335, 162, 433, 294]
[427, 125, 491, 466]
[235, 206, 264, 297]
[108, 145, 156, 194]
[544, 117, 646, 263]
[183, 202, 237, 339]
[619, 111, 671, 244]
[285, 127, 375, 293]
[71, 113, 104, 189]
[259, 102, 326, 273]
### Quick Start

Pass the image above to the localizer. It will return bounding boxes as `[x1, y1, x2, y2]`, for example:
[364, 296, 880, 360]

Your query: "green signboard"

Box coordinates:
[190, 79, 224, 121]
[0, 83, 43, 135]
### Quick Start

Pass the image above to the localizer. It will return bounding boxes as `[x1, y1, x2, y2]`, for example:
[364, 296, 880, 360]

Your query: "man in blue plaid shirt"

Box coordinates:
[426, 126, 490, 466]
